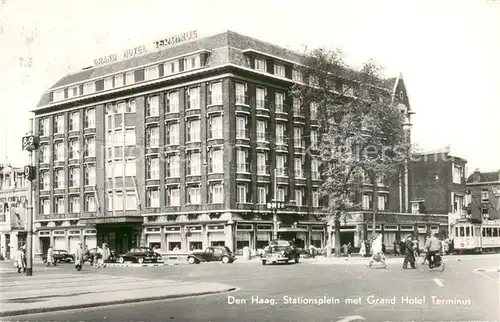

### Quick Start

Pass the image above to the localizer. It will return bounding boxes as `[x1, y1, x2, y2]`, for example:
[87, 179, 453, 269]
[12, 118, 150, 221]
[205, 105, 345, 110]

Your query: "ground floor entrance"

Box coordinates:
[96, 224, 142, 254]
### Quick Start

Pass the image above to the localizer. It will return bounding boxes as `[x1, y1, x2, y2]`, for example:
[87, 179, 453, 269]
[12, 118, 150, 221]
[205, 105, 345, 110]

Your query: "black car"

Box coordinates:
[187, 246, 236, 264]
[42, 249, 75, 263]
[116, 247, 162, 264]
[261, 240, 300, 265]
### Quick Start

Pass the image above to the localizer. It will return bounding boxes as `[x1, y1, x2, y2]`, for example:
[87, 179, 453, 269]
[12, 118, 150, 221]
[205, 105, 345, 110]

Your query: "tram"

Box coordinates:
[452, 220, 500, 253]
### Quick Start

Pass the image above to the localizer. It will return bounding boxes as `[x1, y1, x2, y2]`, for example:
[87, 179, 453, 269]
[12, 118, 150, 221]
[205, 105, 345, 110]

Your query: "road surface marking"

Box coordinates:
[433, 278, 444, 287]
[473, 268, 498, 282]
[335, 315, 366, 322]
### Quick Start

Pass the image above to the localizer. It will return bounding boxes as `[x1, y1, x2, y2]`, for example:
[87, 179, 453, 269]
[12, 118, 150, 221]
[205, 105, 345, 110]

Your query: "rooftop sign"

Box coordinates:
[93, 30, 198, 67]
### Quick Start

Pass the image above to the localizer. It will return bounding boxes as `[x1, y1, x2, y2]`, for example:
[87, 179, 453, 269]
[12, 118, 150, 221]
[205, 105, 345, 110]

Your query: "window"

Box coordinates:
[277, 187, 286, 202]
[41, 199, 50, 215]
[312, 191, 320, 207]
[481, 189, 489, 201]
[292, 69, 302, 82]
[256, 87, 266, 109]
[293, 99, 301, 115]
[275, 92, 284, 113]
[166, 186, 180, 206]
[125, 129, 136, 146]
[237, 149, 248, 173]
[164, 60, 180, 75]
[83, 82, 95, 95]
[54, 114, 64, 134]
[211, 183, 224, 204]
[147, 188, 160, 208]
[69, 167, 80, 187]
[453, 165, 463, 184]
[54, 197, 65, 214]
[167, 154, 180, 177]
[68, 86, 79, 98]
[274, 63, 285, 77]
[147, 157, 160, 180]
[104, 77, 113, 90]
[188, 87, 200, 109]
[210, 82, 222, 105]
[257, 121, 267, 142]
[125, 71, 135, 85]
[40, 118, 50, 136]
[40, 145, 50, 163]
[295, 157, 303, 178]
[126, 191, 138, 210]
[310, 130, 318, 150]
[255, 58, 266, 72]
[411, 202, 420, 214]
[276, 155, 286, 176]
[69, 112, 80, 131]
[362, 194, 372, 210]
[209, 115, 223, 139]
[145, 65, 159, 80]
[235, 82, 247, 104]
[454, 195, 464, 213]
[184, 55, 201, 71]
[295, 189, 303, 206]
[237, 184, 247, 203]
[311, 159, 319, 180]
[69, 139, 80, 159]
[257, 153, 267, 175]
[257, 186, 267, 204]
[188, 151, 201, 176]
[146, 126, 159, 148]
[53, 89, 64, 101]
[85, 108, 95, 129]
[114, 192, 124, 211]
[114, 162, 123, 177]
[40, 171, 50, 191]
[188, 185, 201, 204]
[147, 96, 159, 117]
[54, 141, 64, 161]
[114, 74, 124, 87]
[70, 196, 80, 213]
[166, 91, 179, 113]
[85, 165, 96, 186]
[84, 136, 95, 157]
[294, 127, 302, 147]
[187, 119, 200, 142]
[236, 116, 247, 139]
[167, 122, 179, 145]
[211, 149, 223, 173]
[85, 194, 96, 212]
[125, 159, 136, 176]
[127, 99, 136, 113]
[310, 102, 318, 119]
[378, 195, 388, 210]
[276, 123, 286, 145]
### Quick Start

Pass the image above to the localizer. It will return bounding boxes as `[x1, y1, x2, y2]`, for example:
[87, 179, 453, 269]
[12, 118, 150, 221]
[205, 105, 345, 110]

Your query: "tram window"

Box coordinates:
[455, 227, 459, 237]
[487, 228, 492, 237]
[482, 228, 486, 237]
[465, 227, 470, 236]
[494, 228, 498, 237]
[459, 227, 464, 237]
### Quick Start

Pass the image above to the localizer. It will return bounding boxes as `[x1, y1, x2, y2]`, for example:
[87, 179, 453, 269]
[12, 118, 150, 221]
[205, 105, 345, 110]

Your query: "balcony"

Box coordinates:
[235, 95, 249, 106]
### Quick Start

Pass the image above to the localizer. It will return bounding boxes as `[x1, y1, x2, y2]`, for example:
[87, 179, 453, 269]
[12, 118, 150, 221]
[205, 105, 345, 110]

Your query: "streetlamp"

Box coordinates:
[267, 169, 284, 240]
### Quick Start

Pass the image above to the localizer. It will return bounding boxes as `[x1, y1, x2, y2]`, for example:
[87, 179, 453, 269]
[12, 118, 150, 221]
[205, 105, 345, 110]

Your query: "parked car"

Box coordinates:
[116, 247, 162, 264]
[261, 240, 300, 265]
[187, 246, 236, 264]
[42, 249, 75, 263]
[85, 248, 118, 264]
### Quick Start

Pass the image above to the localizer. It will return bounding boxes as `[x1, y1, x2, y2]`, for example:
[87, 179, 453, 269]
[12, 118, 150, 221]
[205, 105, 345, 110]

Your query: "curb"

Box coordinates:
[0, 287, 237, 317]
[104, 263, 174, 268]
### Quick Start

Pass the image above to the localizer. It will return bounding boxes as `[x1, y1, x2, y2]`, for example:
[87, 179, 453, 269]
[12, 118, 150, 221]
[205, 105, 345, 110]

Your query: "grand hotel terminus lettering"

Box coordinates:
[93, 30, 198, 66]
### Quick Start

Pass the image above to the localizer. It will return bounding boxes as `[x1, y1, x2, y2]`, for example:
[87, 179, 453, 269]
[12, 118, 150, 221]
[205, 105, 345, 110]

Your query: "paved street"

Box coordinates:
[5, 254, 499, 322]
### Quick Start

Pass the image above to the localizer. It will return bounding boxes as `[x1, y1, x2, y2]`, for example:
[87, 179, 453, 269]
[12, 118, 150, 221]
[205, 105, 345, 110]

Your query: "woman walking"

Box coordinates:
[359, 240, 366, 257]
[15, 247, 26, 273]
[75, 243, 85, 271]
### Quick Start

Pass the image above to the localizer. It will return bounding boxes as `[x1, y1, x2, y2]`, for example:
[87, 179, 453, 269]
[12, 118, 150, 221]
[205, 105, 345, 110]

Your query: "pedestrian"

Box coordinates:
[400, 240, 406, 255]
[75, 243, 85, 271]
[381, 241, 386, 254]
[364, 240, 371, 257]
[393, 240, 399, 256]
[359, 240, 366, 257]
[46, 245, 55, 267]
[15, 247, 26, 273]
[98, 243, 111, 268]
[402, 235, 416, 269]
[346, 242, 352, 260]
[342, 244, 348, 257]
[367, 234, 386, 268]
[93, 245, 102, 269]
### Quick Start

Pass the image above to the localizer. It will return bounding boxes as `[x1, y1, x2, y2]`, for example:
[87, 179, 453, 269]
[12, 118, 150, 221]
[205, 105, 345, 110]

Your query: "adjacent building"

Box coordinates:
[466, 169, 500, 222]
[0, 165, 30, 259]
[32, 30, 434, 255]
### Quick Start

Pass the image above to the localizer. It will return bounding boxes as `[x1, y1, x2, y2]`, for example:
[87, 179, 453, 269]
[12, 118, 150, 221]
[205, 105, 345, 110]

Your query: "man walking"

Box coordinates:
[75, 243, 85, 271]
[15, 247, 26, 273]
[402, 235, 416, 269]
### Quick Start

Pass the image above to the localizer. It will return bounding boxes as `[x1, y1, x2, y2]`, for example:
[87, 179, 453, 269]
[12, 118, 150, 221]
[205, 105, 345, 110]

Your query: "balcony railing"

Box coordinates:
[276, 168, 288, 177]
[256, 99, 268, 109]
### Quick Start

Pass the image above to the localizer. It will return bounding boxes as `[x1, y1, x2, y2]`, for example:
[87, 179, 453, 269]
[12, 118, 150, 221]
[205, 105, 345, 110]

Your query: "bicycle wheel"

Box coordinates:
[439, 261, 445, 272]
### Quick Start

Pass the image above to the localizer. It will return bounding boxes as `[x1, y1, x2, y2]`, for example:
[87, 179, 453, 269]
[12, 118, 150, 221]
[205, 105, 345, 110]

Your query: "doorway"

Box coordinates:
[96, 225, 140, 254]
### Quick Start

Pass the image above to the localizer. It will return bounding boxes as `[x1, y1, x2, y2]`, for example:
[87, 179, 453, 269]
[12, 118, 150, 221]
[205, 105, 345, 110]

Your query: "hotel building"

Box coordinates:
[32, 30, 437, 255]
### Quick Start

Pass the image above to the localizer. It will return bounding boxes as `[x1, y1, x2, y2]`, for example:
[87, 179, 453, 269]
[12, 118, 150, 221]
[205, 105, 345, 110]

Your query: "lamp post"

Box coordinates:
[268, 169, 284, 240]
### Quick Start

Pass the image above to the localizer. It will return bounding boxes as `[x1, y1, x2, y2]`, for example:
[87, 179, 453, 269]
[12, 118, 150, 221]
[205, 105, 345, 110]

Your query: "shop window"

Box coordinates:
[311, 239, 322, 248]
[168, 242, 181, 251]
[149, 242, 161, 250]
[189, 241, 202, 251]
[256, 240, 268, 250]
[211, 241, 225, 247]
[236, 240, 250, 250]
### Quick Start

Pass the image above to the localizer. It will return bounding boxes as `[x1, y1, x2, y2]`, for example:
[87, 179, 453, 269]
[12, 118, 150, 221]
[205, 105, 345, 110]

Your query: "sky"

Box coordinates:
[0, 0, 498, 174]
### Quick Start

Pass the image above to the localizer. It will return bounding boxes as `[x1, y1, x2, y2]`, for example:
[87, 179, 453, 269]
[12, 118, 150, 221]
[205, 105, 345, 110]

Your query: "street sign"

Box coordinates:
[24, 165, 36, 181]
[22, 135, 39, 151]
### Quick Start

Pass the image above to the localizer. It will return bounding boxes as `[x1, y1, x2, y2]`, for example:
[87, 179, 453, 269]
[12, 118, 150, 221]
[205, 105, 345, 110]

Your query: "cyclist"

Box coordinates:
[425, 233, 442, 268]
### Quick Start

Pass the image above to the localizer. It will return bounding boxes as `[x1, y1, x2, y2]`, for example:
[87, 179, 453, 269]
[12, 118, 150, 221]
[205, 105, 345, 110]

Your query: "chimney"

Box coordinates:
[473, 168, 481, 183]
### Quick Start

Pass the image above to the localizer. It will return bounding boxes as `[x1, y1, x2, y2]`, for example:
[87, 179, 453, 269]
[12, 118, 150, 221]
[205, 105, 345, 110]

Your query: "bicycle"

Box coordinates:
[427, 252, 445, 272]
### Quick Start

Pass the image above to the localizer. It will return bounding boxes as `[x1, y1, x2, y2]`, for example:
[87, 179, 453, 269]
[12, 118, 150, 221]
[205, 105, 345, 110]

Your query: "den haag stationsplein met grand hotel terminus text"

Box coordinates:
[28, 28, 446, 261]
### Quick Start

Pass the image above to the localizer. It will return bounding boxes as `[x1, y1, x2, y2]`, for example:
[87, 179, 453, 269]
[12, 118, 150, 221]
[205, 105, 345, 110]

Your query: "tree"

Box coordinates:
[292, 48, 411, 257]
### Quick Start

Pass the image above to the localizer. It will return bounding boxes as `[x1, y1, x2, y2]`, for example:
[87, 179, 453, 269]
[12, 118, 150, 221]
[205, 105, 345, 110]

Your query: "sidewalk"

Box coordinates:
[0, 273, 236, 317]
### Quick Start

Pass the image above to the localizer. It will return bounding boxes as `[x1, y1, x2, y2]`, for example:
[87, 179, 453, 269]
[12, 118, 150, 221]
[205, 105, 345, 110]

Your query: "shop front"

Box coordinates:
[207, 225, 225, 246]
[68, 229, 81, 254]
[310, 226, 325, 248]
[256, 224, 272, 250]
[145, 227, 161, 250]
[186, 225, 203, 251]
[84, 229, 97, 249]
[235, 224, 253, 254]
[164, 226, 182, 251]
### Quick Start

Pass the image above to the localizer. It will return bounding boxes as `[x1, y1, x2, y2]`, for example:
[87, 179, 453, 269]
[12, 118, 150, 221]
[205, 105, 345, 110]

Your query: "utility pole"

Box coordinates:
[22, 118, 38, 276]
[372, 173, 378, 239]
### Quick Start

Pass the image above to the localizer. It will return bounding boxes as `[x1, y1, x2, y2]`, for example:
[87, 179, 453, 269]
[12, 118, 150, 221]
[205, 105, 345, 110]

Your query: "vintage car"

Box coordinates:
[261, 240, 300, 265]
[116, 247, 162, 264]
[42, 249, 75, 263]
[187, 246, 236, 264]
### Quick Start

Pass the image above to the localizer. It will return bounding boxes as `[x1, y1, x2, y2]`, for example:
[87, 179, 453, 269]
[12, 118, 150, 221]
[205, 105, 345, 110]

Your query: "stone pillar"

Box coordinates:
[308, 225, 312, 248]
[203, 226, 209, 249]
[33, 235, 41, 259]
[252, 225, 257, 254]
[65, 232, 70, 252]
[181, 226, 188, 252]
[50, 235, 55, 248]
[225, 224, 234, 253]
[10, 232, 18, 260]
[160, 227, 167, 253]
[0, 233, 6, 258]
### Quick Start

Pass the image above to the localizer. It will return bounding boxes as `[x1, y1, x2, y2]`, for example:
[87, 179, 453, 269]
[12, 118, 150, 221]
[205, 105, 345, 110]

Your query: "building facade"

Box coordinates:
[0, 165, 30, 259]
[466, 169, 500, 222]
[32, 30, 438, 255]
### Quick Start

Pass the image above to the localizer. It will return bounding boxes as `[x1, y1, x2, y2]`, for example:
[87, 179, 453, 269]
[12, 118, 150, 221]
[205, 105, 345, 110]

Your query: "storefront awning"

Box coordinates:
[278, 228, 308, 232]
[80, 216, 143, 225]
